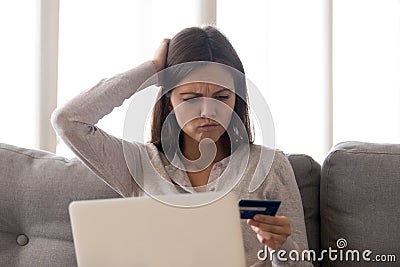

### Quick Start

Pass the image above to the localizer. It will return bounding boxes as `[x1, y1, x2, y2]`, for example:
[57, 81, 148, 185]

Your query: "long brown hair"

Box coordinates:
[150, 26, 253, 155]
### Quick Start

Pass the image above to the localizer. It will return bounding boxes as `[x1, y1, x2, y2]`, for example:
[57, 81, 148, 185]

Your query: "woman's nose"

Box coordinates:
[200, 98, 217, 119]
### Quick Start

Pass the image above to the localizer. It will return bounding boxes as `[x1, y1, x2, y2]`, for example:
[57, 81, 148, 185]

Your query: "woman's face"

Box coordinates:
[170, 83, 235, 144]
[169, 66, 236, 144]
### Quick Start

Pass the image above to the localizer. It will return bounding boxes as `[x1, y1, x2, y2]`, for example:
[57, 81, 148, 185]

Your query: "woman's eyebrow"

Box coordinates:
[179, 88, 232, 96]
[179, 92, 202, 96]
[212, 88, 232, 95]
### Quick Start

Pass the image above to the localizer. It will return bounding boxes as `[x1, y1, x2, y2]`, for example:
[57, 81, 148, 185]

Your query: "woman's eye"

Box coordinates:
[216, 95, 230, 101]
[183, 97, 199, 102]
[183, 95, 230, 102]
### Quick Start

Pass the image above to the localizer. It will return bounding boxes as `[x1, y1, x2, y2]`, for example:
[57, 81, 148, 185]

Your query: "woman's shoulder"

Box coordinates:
[248, 143, 288, 164]
[135, 142, 164, 161]
[230, 143, 289, 172]
[229, 144, 291, 194]
[122, 141, 164, 162]
[248, 143, 293, 185]
[142, 142, 172, 167]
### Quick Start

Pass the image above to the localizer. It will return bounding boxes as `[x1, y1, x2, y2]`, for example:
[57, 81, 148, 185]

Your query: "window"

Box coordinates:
[218, 0, 329, 163]
[57, 0, 199, 158]
[333, 0, 400, 145]
[3, 0, 399, 164]
[0, 1, 37, 149]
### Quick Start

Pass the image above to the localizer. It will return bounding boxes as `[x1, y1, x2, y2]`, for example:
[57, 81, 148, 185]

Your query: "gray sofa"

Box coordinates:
[0, 141, 399, 266]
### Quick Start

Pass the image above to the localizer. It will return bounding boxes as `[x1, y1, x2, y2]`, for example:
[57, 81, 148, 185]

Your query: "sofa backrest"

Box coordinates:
[0, 143, 120, 267]
[287, 154, 321, 266]
[321, 141, 400, 266]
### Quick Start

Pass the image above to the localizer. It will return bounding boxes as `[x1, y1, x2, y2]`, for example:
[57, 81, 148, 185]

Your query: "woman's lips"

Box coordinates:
[199, 123, 219, 131]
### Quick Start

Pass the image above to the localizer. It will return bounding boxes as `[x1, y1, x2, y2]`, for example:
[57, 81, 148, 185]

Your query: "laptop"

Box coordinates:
[69, 191, 246, 267]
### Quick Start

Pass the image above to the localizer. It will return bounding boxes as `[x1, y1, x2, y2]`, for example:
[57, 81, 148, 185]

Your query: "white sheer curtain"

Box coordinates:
[333, 0, 400, 145]
[219, 0, 400, 163]
[57, 0, 200, 158]
[2, 0, 398, 164]
[0, 1, 38, 149]
[218, 0, 330, 163]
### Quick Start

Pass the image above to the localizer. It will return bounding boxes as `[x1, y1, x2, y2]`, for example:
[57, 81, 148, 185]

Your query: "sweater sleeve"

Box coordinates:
[50, 61, 158, 197]
[268, 151, 313, 266]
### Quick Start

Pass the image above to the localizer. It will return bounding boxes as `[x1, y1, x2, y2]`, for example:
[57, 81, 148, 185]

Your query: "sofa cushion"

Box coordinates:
[287, 154, 321, 266]
[321, 141, 400, 266]
[0, 143, 120, 267]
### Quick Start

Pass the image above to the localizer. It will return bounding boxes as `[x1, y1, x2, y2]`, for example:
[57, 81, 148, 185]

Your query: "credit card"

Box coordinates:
[238, 199, 281, 219]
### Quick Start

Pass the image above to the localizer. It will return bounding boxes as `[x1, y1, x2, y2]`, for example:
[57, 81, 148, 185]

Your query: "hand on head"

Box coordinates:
[152, 38, 170, 72]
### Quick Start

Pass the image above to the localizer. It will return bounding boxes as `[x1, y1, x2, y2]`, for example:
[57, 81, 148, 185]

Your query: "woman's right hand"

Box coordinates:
[152, 38, 170, 72]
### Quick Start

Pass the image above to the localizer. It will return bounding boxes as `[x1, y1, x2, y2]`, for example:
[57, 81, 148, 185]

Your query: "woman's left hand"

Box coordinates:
[247, 215, 291, 250]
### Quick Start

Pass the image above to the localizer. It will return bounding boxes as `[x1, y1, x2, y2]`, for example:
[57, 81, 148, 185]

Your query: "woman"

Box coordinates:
[51, 26, 312, 266]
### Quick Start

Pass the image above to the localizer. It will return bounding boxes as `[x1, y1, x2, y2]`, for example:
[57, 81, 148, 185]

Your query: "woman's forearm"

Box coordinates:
[50, 61, 157, 197]
[51, 61, 157, 129]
